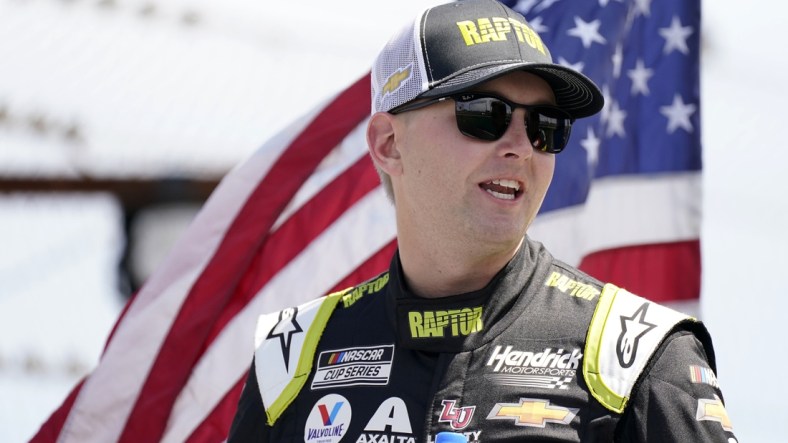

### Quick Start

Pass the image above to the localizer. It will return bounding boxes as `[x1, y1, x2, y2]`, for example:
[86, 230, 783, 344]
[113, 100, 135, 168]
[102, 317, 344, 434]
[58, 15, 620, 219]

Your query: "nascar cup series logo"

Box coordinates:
[305, 394, 352, 443]
[485, 345, 582, 390]
[311, 345, 395, 390]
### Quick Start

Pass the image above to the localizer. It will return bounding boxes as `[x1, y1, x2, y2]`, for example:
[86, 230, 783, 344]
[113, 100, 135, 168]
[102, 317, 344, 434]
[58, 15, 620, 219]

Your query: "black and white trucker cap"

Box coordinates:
[371, 0, 604, 119]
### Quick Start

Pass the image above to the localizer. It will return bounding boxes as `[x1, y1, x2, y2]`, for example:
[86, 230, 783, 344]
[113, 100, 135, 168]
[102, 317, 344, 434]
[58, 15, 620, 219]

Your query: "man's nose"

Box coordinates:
[495, 110, 534, 159]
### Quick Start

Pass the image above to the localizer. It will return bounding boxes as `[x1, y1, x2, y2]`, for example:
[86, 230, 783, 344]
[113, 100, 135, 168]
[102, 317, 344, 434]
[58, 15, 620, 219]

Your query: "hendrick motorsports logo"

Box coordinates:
[311, 345, 395, 390]
[485, 345, 582, 389]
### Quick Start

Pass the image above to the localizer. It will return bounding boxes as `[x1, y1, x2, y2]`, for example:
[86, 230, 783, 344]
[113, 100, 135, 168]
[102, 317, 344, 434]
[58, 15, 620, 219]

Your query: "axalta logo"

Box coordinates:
[381, 65, 412, 98]
[544, 272, 600, 301]
[455, 17, 546, 54]
[487, 398, 578, 428]
[312, 345, 394, 390]
[356, 397, 415, 443]
[408, 307, 483, 339]
[305, 394, 352, 443]
[487, 345, 582, 373]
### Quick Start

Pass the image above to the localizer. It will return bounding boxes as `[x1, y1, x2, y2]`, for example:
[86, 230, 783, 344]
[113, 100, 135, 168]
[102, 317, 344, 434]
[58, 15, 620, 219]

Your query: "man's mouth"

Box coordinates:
[480, 179, 522, 200]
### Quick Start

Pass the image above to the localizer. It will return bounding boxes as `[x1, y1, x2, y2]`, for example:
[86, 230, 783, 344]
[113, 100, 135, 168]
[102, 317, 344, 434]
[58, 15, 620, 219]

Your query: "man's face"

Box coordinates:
[391, 71, 557, 252]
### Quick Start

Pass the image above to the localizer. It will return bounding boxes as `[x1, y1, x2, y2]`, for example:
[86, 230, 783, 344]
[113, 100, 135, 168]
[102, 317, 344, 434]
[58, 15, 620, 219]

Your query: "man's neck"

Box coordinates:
[397, 237, 523, 298]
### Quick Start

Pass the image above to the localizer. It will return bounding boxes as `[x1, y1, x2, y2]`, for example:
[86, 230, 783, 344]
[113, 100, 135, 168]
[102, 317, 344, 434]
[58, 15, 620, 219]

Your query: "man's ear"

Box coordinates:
[367, 112, 403, 176]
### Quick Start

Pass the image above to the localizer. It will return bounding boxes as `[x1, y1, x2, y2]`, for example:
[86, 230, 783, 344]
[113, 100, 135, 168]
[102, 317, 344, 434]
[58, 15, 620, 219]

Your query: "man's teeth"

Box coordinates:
[491, 179, 520, 191]
[483, 179, 520, 200]
[487, 190, 515, 200]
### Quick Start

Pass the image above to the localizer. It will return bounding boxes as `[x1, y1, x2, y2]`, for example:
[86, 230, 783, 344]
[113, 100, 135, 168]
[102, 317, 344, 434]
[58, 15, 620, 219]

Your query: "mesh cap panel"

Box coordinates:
[371, 16, 427, 114]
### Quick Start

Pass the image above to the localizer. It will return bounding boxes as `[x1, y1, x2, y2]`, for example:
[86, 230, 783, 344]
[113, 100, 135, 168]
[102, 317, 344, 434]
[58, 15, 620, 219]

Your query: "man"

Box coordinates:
[229, 0, 735, 441]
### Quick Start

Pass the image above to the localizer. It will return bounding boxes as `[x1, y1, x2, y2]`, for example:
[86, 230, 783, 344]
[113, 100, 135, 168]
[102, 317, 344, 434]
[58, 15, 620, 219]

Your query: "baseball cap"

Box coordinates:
[371, 0, 604, 119]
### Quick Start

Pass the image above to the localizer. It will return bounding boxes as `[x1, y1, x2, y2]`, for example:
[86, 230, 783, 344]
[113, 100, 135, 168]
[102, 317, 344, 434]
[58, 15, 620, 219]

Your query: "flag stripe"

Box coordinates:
[49, 90, 324, 443]
[29, 379, 85, 443]
[43, 77, 370, 443]
[159, 151, 389, 442]
[152, 111, 386, 442]
[120, 75, 371, 442]
[529, 172, 700, 266]
[31, 292, 135, 441]
[185, 376, 246, 443]
[328, 239, 398, 294]
[202, 155, 380, 347]
[530, 173, 700, 301]
[182, 239, 398, 442]
[272, 122, 370, 232]
[579, 240, 701, 302]
[157, 128, 385, 441]
[162, 189, 395, 442]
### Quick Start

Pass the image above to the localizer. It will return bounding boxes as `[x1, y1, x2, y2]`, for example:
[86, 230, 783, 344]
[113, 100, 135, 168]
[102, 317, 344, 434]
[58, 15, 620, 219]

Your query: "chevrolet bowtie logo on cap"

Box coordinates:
[487, 398, 578, 427]
[381, 65, 413, 97]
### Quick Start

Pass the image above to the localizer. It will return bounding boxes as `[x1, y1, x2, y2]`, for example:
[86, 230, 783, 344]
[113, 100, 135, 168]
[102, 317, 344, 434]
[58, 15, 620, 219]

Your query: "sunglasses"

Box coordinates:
[391, 92, 574, 154]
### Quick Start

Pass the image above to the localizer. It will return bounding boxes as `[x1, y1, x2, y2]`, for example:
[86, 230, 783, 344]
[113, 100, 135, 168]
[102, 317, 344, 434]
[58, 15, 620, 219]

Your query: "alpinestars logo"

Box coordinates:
[616, 302, 656, 368]
[485, 345, 582, 389]
[266, 307, 303, 372]
[438, 400, 475, 430]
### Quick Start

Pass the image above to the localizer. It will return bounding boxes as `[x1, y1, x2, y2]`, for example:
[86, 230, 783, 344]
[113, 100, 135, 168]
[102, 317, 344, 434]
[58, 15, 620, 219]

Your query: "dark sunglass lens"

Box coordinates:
[454, 96, 572, 151]
[526, 114, 546, 151]
[530, 109, 572, 153]
[456, 97, 511, 141]
[489, 100, 510, 139]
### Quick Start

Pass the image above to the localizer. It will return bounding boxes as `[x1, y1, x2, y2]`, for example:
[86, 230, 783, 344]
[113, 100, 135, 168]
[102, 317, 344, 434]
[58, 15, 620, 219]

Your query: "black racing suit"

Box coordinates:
[229, 237, 736, 442]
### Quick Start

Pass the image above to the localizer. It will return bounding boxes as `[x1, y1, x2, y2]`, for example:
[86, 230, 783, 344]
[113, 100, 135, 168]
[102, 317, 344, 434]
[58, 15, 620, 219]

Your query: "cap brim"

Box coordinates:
[420, 62, 604, 119]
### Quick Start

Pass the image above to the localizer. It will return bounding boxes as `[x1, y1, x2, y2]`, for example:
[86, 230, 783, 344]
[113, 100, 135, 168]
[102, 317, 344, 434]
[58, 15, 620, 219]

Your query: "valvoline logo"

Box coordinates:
[305, 394, 352, 442]
[318, 401, 344, 426]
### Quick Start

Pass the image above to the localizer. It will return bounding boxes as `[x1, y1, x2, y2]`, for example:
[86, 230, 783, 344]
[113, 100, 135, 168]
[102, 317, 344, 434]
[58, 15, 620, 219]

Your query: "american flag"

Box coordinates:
[32, 0, 700, 441]
[509, 0, 702, 304]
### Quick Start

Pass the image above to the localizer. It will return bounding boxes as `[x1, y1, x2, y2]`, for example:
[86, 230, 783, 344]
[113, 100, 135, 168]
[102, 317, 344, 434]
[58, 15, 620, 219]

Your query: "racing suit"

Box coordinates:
[229, 237, 736, 442]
